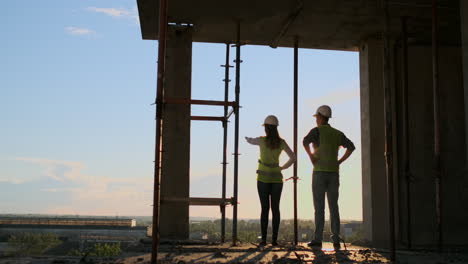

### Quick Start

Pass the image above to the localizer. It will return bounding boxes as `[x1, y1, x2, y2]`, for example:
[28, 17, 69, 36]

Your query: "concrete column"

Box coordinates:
[461, 0, 468, 167]
[159, 26, 192, 240]
[359, 39, 389, 248]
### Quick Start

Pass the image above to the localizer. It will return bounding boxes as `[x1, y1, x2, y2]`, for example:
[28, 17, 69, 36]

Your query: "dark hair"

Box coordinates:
[264, 125, 282, 149]
[318, 113, 329, 124]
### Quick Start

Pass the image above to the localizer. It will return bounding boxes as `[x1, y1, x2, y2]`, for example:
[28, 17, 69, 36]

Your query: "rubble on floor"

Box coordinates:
[1, 242, 468, 264]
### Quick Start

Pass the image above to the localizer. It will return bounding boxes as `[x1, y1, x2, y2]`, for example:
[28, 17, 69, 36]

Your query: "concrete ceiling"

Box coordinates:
[137, 0, 461, 51]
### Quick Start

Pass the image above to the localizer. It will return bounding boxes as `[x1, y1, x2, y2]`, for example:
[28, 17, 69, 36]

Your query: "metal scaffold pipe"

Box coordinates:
[382, 0, 396, 261]
[221, 43, 230, 243]
[401, 16, 412, 249]
[432, 0, 443, 252]
[293, 36, 299, 246]
[151, 0, 168, 262]
[232, 22, 241, 245]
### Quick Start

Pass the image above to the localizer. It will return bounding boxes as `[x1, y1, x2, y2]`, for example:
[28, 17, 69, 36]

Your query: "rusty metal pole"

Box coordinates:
[293, 36, 299, 245]
[401, 16, 412, 249]
[432, 0, 443, 252]
[221, 43, 231, 243]
[232, 22, 241, 245]
[151, 0, 168, 263]
[382, 0, 396, 261]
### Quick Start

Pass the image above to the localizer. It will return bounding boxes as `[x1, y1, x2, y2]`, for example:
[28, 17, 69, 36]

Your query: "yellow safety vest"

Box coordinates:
[257, 137, 284, 183]
[314, 125, 343, 172]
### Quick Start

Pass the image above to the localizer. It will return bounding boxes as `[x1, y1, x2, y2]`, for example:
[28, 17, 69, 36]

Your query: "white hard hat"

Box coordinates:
[263, 115, 279, 126]
[314, 105, 332, 118]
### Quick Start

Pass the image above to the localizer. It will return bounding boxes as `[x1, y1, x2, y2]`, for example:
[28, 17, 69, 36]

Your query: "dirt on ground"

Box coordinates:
[1, 242, 468, 264]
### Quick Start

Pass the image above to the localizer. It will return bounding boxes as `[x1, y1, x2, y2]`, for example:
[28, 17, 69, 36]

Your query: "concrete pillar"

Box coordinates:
[159, 26, 192, 240]
[359, 39, 390, 248]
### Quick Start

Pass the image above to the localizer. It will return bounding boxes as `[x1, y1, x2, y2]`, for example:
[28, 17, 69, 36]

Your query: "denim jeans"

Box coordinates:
[312, 171, 340, 243]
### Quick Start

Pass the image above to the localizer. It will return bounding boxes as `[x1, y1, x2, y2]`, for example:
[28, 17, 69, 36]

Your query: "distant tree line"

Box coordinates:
[190, 219, 362, 243]
[8, 233, 62, 256]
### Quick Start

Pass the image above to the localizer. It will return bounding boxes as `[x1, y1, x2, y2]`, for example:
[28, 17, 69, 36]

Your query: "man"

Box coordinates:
[303, 105, 355, 249]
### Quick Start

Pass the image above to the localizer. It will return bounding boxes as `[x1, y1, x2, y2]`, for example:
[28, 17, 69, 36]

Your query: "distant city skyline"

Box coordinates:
[1, 0, 362, 220]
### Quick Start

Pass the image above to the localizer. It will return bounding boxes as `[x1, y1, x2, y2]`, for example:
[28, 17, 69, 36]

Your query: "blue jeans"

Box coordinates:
[312, 171, 340, 243]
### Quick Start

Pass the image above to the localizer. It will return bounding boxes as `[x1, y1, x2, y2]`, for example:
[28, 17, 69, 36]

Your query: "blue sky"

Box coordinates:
[1, 1, 362, 220]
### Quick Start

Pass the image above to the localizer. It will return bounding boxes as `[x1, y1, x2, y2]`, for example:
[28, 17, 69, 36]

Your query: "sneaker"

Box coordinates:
[333, 242, 341, 250]
[307, 240, 322, 248]
[271, 241, 279, 246]
[258, 241, 267, 247]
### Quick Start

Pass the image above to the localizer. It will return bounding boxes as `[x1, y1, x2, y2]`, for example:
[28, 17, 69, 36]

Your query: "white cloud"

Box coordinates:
[306, 81, 360, 108]
[9, 157, 153, 216]
[14, 157, 84, 182]
[87, 7, 131, 17]
[0, 179, 25, 185]
[86, 6, 139, 24]
[65, 26, 95, 36]
[40, 188, 80, 193]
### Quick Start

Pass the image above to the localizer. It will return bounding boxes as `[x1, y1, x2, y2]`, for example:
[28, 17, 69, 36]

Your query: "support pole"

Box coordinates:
[232, 22, 241, 245]
[221, 43, 230, 243]
[432, 0, 443, 252]
[151, 0, 168, 262]
[293, 36, 299, 246]
[401, 16, 412, 249]
[382, 0, 396, 261]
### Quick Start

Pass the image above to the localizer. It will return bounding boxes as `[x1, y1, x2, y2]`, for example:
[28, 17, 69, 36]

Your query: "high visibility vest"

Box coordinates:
[314, 125, 343, 172]
[256, 137, 284, 183]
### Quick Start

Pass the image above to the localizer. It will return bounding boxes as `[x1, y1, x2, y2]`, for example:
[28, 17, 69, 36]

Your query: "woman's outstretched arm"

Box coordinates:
[245, 137, 261, 145]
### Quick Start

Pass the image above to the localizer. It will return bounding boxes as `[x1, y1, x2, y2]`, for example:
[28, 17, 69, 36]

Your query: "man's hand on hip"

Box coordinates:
[309, 153, 319, 165]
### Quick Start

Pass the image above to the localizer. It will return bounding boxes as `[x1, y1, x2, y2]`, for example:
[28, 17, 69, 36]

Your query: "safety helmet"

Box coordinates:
[314, 105, 332, 118]
[263, 115, 279, 126]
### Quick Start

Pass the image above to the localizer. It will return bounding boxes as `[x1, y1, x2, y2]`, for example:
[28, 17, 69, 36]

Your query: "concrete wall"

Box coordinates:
[394, 45, 467, 247]
[462, 0, 468, 167]
[461, 4, 468, 243]
[159, 26, 192, 240]
[359, 39, 390, 248]
[394, 47, 438, 246]
[436, 47, 468, 246]
[360, 37, 468, 248]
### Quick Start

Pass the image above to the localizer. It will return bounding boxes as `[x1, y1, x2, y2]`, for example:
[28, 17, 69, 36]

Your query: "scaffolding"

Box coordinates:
[159, 38, 242, 244]
[149, 7, 302, 263]
[150, 0, 244, 259]
[149, 4, 305, 264]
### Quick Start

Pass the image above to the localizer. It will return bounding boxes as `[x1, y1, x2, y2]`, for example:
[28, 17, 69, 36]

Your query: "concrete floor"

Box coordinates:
[2, 242, 468, 264]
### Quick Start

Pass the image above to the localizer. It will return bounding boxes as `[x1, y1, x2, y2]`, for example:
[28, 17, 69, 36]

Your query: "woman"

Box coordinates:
[245, 115, 296, 246]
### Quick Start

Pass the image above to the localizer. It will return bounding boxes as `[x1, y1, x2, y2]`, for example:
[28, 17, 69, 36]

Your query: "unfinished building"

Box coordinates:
[136, 0, 468, 262]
